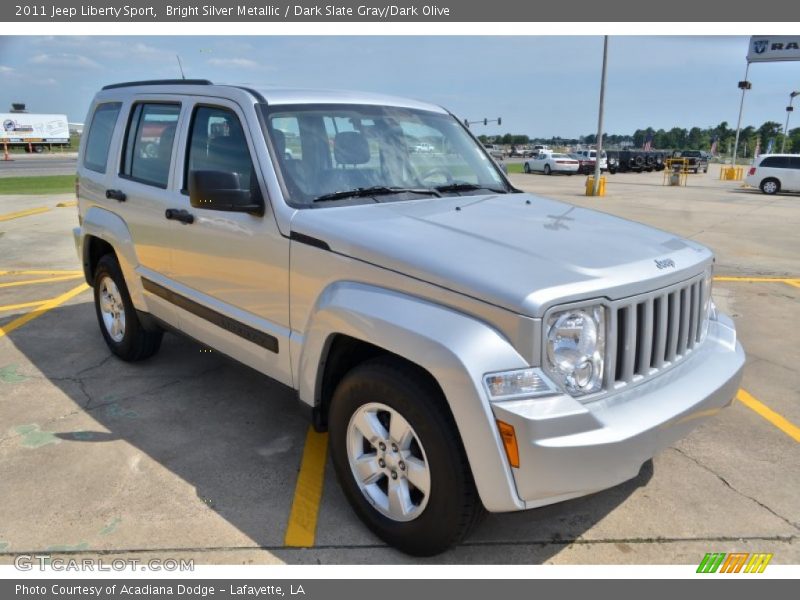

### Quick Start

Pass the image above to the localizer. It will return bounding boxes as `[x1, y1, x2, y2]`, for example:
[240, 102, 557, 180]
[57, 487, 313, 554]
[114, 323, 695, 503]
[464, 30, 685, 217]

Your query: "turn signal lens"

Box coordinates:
[483, 368, 557, 401]
[496, 420, 520, 468]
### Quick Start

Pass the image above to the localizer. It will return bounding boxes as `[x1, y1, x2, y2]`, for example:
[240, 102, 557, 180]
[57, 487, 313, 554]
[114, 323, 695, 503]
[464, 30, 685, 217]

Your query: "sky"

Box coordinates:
[0, 35, 798, 138]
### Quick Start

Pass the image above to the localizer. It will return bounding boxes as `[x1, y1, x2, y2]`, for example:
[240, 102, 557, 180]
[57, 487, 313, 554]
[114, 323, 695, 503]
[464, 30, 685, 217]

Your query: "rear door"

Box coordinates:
[116, 98, 185, 324]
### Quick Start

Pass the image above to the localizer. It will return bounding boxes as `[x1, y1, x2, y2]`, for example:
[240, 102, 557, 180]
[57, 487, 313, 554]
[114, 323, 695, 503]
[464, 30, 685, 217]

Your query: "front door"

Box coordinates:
[164, 99, 291, 385]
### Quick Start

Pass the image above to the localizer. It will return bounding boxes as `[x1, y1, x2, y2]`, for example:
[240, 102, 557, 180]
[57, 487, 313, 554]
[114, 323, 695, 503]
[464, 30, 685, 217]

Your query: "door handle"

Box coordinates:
[105, 189, 126, 202]
[165, 208, 195, 224]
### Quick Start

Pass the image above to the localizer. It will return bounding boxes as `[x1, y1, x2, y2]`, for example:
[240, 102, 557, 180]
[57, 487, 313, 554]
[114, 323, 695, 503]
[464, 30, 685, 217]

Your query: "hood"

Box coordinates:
[290, 193, 713, 317]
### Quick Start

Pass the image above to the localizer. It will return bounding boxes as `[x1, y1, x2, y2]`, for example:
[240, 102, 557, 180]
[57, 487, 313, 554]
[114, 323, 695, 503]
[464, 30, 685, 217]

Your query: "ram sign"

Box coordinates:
[747, 36, 800, 62]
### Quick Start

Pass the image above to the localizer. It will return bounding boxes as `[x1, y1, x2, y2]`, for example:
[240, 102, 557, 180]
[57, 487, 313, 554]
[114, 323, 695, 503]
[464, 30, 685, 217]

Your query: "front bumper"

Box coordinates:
[490, 313, 744, 509]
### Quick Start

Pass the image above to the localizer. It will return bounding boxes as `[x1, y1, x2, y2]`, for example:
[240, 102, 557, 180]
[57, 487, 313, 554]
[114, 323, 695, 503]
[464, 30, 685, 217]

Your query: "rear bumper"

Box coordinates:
[490, 313, 744, 510]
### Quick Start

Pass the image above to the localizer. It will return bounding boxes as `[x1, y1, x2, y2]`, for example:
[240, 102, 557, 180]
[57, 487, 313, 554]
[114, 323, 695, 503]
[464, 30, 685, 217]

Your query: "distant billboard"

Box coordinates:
[747, 36, 800, 62]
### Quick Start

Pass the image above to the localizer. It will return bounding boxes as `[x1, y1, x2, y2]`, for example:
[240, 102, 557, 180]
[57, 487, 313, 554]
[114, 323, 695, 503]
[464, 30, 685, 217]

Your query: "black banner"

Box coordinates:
[2, 579, 797, 600]
[4, 0, 800, 22]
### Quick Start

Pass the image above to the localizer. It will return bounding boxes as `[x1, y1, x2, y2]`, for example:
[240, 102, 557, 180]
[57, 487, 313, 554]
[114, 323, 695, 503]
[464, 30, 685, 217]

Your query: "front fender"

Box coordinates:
[297, 281, 529, 512]
[78, 206, 144, 308]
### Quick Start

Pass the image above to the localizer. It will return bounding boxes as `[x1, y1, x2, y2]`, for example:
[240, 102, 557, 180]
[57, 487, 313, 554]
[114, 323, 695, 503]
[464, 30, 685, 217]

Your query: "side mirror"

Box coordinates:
[188, 170, 263, 214]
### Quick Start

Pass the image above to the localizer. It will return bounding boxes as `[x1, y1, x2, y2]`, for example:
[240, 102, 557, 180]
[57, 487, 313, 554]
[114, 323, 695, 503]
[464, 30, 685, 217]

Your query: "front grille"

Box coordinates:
[606, 274, 707, 388]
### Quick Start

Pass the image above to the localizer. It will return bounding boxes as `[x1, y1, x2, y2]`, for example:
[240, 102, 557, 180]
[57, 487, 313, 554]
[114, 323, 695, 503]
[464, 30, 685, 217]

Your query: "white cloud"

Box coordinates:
[0, 65, 14, 73]
[207, 57, 262, 69]
[29, 53, 101, 69]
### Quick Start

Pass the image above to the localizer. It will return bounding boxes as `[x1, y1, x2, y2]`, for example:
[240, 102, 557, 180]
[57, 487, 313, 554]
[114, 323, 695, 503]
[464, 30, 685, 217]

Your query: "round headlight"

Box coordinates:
[545, 306, 605, 396]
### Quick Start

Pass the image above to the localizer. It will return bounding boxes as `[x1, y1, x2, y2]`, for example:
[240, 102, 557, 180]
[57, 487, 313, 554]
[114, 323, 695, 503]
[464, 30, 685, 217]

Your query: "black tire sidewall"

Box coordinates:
[93, 255, 140, 358]
[329, 361, 477, 556]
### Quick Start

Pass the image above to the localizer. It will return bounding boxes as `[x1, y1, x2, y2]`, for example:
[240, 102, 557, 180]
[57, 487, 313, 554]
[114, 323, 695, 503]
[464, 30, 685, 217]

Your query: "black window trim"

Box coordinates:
[83, 101, 123, 174]
[118, 100, 182, 190]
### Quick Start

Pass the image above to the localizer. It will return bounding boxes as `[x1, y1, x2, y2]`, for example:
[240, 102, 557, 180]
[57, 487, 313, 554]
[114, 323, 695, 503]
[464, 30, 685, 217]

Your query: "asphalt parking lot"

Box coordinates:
[0, 164, 798, 565]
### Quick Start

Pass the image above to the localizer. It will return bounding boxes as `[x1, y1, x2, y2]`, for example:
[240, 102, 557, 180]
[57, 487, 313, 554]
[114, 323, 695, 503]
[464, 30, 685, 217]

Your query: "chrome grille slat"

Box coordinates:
[638, 298, 653, 376]
[667, 291, 680, 362]
[678, 287, 690, 356]
[653, 296, 667, 369]
[608, 273, 707, 390]
[622, 305, 637, 382]
[689, 282, 699, 350]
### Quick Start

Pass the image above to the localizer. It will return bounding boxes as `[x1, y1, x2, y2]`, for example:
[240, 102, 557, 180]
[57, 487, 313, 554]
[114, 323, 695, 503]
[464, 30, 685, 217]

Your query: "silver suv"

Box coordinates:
[75, 80, 745, 556]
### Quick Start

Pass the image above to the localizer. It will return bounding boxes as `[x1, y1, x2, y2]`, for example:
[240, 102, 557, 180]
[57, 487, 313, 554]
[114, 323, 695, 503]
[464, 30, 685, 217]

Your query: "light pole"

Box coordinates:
[731, 63, 752, 166]
[781, 91, 800, 153]
[592, 35, 609, 196]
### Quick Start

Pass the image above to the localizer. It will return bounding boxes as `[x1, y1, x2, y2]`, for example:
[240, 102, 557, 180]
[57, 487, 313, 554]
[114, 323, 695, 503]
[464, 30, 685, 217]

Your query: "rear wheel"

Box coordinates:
[93, 254, 163, 361]
[523, 163, 531, 174]
[329, 358, 483, 556]
[544, 164, 552, 175]
[760, 178, 780, 195]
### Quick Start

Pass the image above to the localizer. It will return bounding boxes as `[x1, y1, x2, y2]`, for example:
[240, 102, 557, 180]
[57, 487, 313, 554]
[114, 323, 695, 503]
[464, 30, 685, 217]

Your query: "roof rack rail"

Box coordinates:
[102, 79, 213, 90]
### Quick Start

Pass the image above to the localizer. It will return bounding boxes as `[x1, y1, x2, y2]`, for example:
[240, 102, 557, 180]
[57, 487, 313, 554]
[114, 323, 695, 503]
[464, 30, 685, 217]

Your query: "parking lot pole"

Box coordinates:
[592, 35, 608, 196]
[731, 62, 751, 166]
[781, 91, 799, 153]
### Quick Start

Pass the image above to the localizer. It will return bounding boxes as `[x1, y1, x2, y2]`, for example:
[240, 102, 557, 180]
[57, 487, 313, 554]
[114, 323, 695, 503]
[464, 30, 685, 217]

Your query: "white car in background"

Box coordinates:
[745, 154, 800, 194]
[523, 152, 579, 175]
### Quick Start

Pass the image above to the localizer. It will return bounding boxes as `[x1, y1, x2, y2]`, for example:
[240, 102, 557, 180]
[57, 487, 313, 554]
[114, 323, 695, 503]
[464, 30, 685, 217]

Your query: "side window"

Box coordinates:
[121, 103, 181, 188]
[185, 105, 256, 195]
[83, 102, 121, 173]
[789, 156, 800, 169]
[760, 156, 789, 168]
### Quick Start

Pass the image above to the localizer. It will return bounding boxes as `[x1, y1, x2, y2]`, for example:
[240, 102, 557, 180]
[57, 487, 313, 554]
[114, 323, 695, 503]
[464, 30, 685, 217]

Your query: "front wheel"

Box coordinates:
[93, 254, 163, 361]
[523, 163, 531, 174]
[544, 164, 552, 175]
[329, 358, 483, 556]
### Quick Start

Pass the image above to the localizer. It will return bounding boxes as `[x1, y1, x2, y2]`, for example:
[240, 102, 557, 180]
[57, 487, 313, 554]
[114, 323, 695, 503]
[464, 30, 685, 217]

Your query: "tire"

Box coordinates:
[544, 164, 552, 175]
[328, 358, 483, 556]
[760, 178, 780, 195]
[523, 163, 530, 174]
[32, 145, 44, 154]
[93, 254, 163, 361]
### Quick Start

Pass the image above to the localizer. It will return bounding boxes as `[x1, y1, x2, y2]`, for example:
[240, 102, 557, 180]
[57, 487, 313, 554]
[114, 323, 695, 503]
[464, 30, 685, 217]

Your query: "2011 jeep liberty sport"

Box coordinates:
[75, 80, 745, 556]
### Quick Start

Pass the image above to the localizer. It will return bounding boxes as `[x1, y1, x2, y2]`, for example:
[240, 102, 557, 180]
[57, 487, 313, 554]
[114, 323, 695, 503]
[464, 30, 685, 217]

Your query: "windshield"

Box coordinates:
[261, 104, 509, 207]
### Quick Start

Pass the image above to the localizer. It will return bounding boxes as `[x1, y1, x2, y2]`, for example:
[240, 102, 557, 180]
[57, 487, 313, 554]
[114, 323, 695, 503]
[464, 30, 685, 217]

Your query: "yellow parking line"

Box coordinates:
[785, 280, 800, 289]
[284, 426, 328, 547]
[56, 201, 78, 208]
[0, 270, 83, 276]
[0, 207, 51, 222]
[737, 389, 800, 443]
[0, 299, 51, 312]
[0, 283, 89, 340]
[0, 274, 83, 288]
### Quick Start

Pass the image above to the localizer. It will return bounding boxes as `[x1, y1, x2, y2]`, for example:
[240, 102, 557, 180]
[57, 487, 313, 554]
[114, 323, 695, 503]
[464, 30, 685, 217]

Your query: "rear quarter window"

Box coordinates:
[83, 102, 122, 173]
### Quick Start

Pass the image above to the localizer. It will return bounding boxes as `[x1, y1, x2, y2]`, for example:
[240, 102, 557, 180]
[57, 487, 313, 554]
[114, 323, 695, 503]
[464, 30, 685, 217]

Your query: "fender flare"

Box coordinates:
[78, 206, 144, 308]
[297, 281, 529, 512]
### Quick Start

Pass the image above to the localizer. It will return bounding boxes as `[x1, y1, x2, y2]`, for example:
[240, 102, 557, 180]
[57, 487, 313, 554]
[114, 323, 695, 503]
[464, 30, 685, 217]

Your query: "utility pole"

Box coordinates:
[592, 36, 608, 196]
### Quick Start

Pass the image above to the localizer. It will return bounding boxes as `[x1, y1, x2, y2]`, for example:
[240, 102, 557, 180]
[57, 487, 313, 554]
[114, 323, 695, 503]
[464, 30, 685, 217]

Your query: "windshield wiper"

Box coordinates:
[434, 182, 508, 194]
[312, 186, 441, 203]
